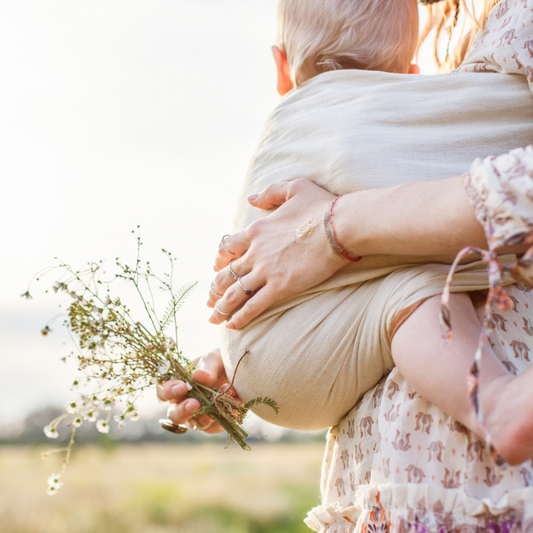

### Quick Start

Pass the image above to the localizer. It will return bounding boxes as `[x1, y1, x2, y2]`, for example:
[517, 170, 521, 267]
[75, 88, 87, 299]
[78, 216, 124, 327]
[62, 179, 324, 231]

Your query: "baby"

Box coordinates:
[211, 0, 533, 463]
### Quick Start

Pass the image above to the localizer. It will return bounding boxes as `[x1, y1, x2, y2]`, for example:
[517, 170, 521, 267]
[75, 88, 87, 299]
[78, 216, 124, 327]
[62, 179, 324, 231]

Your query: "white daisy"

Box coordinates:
[96, 420, 110, 434]
[73, 417, 82, 428]
[158, 360, 171, 376]
[83, 410, 98, 422]
[47, 473, 61, 486]
[102, 399, 115, 411]
[126, 410, 139, 421]
[66, 402, 78, 414]
[43, 425, 59, 439]
[47, 481, 64, 496]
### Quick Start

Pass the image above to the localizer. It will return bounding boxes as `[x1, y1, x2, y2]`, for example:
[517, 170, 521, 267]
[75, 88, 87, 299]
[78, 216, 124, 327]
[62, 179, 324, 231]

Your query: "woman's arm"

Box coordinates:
[333, 175, 488, 256]
[208, 175, 529, 330]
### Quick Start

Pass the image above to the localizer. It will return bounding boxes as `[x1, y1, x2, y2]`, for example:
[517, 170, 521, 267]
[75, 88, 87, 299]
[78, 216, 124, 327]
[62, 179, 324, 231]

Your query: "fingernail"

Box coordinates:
[247, 194, 258, 202]
[226, 322, 236, 330]
[186, 403, 195, 414]
[220, 383, 230, 392]
[172, 384, 186, 396]
[209, 316, 218, 325]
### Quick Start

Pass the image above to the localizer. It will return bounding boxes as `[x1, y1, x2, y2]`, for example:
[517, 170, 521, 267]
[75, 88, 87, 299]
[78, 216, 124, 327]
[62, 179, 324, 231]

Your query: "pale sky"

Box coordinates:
[0, 0, 280, 426]
[0, 1, 437, 428]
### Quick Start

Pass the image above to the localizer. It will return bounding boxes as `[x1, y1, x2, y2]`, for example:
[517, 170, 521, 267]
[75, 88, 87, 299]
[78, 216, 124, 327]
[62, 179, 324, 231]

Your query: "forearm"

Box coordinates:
[334, 176, 489, 257]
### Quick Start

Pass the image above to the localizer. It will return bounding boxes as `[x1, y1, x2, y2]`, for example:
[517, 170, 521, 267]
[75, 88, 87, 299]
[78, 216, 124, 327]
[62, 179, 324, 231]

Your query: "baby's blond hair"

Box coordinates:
[278, 0, 419, 87]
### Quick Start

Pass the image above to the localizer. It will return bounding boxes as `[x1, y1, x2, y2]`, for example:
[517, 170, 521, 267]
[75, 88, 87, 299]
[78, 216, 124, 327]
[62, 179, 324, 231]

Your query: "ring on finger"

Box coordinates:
[214, 300, 232, 316]
[210, 281, 222, 298]
[227, 262, 239, 281]
[237, 278, 253, 297]
[220, 234, 235, 256]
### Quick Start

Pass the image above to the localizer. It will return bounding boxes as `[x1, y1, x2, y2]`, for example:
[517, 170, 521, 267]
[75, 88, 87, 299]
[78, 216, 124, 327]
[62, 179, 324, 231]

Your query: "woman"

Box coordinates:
[160, 0, 533, 531]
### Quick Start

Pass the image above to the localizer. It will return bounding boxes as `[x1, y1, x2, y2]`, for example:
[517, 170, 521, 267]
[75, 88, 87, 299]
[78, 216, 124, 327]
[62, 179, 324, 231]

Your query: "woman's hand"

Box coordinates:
[157, 349, 240, 433]
[207, 179, 348, 330]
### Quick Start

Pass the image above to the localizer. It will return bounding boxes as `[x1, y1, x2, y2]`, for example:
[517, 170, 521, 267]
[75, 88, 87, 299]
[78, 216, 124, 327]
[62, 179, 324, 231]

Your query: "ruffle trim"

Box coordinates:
[305, 483, 533, 533]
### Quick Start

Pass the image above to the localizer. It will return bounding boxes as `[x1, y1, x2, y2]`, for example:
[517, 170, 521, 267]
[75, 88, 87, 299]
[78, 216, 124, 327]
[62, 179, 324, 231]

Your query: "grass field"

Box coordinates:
[0, 442, 325, 533]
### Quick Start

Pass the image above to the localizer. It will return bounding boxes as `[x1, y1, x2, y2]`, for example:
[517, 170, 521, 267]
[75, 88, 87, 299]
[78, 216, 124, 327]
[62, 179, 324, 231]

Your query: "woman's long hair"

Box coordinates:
[419, 0, 500, 71]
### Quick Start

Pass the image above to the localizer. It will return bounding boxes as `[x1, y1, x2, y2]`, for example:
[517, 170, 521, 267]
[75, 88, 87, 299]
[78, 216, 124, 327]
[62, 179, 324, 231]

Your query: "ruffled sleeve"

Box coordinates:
[464, 146, 533, 286]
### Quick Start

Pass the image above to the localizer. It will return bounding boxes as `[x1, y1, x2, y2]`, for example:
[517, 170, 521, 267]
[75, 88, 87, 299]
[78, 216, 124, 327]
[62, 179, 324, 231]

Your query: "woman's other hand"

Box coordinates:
[207, 179, 348, 330]
[157, 349, 240, 433]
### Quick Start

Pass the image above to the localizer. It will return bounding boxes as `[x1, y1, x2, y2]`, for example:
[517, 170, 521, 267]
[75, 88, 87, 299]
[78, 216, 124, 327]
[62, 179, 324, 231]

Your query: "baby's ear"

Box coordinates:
[272, 45, 293, 95]
[409, 64, 420, 75]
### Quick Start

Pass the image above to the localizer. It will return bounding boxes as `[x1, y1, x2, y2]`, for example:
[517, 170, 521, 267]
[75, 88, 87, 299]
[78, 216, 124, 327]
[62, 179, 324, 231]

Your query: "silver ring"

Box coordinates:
[227, 263, 239, 281]
[214, 300, 232, 316]
[220, 235, 235, 256]
[210, 281, 222, 298]
[237, 279, 253, 296]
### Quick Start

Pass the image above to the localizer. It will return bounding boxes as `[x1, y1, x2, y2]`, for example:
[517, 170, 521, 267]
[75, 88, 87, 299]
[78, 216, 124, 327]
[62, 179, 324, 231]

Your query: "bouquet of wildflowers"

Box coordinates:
[23, 232, 277, 495]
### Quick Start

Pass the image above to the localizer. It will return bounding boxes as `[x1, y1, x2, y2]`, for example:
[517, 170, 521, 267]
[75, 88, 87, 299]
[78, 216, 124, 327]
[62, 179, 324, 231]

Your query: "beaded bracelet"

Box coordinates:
[323, 196, 362, 263]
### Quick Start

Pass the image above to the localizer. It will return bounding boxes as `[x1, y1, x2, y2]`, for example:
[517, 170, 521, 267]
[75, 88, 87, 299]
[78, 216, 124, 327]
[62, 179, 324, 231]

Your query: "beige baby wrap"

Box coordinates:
[221, 69, 533, 431]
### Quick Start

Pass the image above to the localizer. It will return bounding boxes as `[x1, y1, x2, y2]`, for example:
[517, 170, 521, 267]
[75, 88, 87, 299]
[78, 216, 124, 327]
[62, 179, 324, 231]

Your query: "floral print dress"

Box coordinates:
[305, 2, 533, 532]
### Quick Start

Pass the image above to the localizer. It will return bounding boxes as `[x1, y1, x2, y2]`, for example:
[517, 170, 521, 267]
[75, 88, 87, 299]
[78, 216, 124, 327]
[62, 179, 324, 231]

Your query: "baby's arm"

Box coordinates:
[392, 293, 533, 466]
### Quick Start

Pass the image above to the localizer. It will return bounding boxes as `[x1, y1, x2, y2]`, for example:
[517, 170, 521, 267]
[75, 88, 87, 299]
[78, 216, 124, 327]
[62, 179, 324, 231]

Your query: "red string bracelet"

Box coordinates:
[327, 196, 362, 263]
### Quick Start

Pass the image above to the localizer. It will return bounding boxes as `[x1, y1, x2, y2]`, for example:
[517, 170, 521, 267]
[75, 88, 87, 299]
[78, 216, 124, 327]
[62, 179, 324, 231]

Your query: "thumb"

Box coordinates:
[191, 350, 224, 388]
[248, 181, 292, 210]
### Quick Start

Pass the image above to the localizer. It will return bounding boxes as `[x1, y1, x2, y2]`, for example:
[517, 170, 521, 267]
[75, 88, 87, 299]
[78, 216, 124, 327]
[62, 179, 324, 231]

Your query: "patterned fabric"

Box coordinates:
[459, 0, 533, 92]
[307, 2, 533, 531]
[306, 284, 533, 532]
[439, 147, 533, 460]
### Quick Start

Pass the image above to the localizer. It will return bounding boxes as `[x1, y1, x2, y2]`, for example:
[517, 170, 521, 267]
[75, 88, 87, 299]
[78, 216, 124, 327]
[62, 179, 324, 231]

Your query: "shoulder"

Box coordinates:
[460, 0, 533, 77]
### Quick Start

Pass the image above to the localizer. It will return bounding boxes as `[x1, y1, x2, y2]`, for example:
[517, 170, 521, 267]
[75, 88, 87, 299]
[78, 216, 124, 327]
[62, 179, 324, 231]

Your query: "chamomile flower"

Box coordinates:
[47, 473, 61, 486]
[41, 325, 51, 336]
[44, 424, 59, 439]
[158, 360, 171, 376]
[73, 417, 82, 428]
[66, 402, 78, 414]
[83, 410, 98, 422]
[47, 484, 62, 496]
[102, 399, 115, 411]
[46, 473, 63, 496]
[96, 420, 110, 433]
[126, 409, 139, 421]
[20, 291, 33, 300]
[114, 415, 126, 429]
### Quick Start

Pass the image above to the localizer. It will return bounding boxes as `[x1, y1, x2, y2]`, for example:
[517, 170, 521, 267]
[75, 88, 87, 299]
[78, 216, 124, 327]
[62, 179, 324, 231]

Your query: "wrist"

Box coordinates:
[323, 196, 363, 262]
[331, 193, 364, 257]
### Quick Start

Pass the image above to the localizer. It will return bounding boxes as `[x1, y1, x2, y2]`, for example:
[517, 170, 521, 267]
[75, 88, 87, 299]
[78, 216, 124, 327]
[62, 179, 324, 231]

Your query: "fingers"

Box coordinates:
[214, 231, 249, 273]
[166, 398, 203, 425]
[209, 272, 261, 325]
[191, 350, 225, 387]
[226, 286, 279, 330]
[247, 181, 294, 210]
[207, 258, 251, 310]
[157, 380, 190, 402]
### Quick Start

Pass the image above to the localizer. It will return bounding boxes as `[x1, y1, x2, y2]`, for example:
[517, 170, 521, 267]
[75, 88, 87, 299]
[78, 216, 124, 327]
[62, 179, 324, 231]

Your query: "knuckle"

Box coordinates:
[293, 177, 310, 189]
[244, 300, 258, 316]
[246, 219, 264, 240]
[214, 270, 227, 288]
[225, 287, 240, 305]
[263, 183, 276, 196]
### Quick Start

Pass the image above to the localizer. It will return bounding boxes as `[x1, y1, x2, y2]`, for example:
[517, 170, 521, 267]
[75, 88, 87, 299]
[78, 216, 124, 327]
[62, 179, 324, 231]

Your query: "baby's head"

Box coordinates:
[275, 0, 419, 92]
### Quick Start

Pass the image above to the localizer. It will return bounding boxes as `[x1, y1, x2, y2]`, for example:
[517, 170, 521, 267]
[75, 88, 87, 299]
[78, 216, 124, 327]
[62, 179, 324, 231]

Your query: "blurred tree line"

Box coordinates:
[0, 407, 326, 446]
